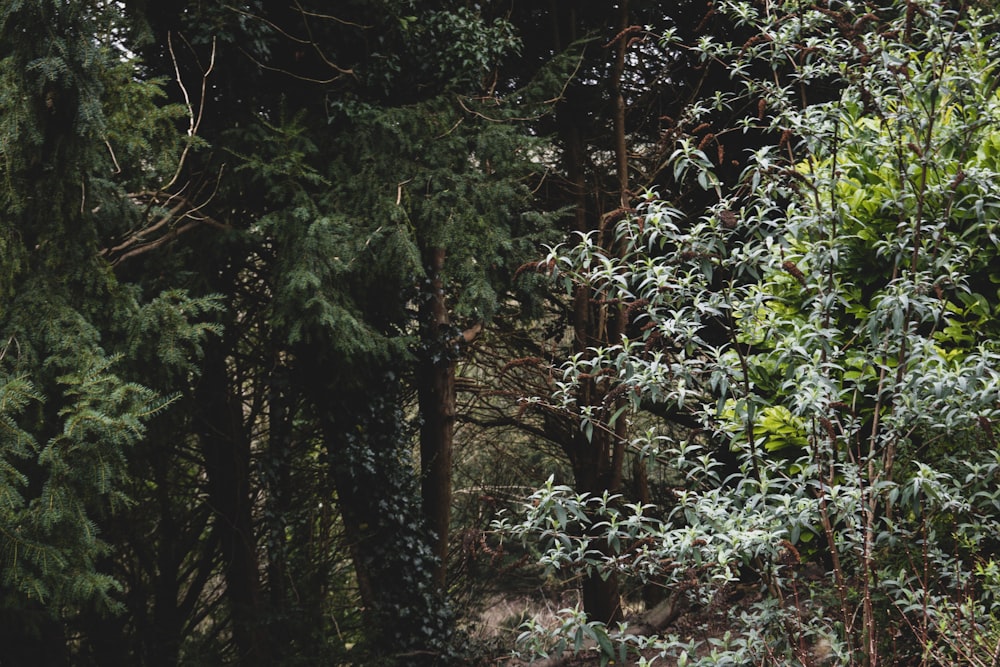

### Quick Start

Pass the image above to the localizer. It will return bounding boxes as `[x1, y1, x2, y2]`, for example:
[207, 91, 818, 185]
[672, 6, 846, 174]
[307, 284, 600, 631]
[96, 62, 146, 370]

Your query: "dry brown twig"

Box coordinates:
[102, 34, 229, 265]
[224, 3, 355, 83]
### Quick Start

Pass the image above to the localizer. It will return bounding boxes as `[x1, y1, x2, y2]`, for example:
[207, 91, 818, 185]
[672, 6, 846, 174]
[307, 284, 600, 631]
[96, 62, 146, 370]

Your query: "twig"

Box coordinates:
[224, 3, 313, 45]
[105, 140, 121, 174]
[168, 32, 194, 138]
[164, 33, 216, 192]
[238, 46, 345, 84]
[293, 6, 372, 28]
[0, 336, 18, 363]
[104, 166, 229, 264]
[293, 0, 355, 75]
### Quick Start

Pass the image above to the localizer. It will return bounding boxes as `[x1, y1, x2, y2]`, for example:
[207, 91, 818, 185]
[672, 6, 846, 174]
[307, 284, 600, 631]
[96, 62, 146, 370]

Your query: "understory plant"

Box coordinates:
[497, 1, 1000, 664]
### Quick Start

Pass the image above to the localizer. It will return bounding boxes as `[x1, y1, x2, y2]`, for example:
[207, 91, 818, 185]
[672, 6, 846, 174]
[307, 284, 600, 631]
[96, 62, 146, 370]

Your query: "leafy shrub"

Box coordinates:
[498, 1, 1000, 664]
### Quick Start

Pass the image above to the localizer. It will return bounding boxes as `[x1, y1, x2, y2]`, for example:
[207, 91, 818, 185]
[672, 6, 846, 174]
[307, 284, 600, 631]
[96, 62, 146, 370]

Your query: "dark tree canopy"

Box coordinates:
[3, 1, 1000, 666]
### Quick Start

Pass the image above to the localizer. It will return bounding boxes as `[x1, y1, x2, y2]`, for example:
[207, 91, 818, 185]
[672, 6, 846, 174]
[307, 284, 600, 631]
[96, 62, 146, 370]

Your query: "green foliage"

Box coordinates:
[401, 6, 520, 91]
[505, 1, 1000, 664]
[0, 0, 222, 639]
[212, 4, 556, 662]
[98, 58, 189, 189]
[311, 372, 458, 665]
[0, 338, 169, 606]
[321, 94, 551, 325]
[361, 1, 520, 96]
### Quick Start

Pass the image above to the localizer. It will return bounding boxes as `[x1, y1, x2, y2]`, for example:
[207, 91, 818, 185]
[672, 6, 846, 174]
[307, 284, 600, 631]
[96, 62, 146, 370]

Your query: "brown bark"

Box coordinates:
[418, 246, 456, 590]
[611, 0, 630, 210]
[567, 106, 625, 621]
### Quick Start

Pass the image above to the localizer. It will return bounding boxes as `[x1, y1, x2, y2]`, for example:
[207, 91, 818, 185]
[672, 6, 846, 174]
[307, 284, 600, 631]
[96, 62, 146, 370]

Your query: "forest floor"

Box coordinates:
[467, 566, 835, 666]
[468, 585, 758, 667]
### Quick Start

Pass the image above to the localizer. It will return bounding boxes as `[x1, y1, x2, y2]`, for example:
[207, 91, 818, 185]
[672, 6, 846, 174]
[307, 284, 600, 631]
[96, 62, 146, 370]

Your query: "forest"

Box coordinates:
[2, 0, 1000, 665]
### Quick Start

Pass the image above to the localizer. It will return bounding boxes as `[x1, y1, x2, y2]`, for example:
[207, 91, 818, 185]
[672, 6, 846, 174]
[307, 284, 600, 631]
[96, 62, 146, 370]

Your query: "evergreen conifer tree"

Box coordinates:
[0, 2, 218, 662]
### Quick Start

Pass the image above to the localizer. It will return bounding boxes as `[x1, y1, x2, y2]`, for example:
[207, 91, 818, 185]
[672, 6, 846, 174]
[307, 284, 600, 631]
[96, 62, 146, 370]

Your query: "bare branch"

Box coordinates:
[105, 139, 121, 174]
[223, 3, 312, 45]
[292, 5, 372, 29]
[110, 219, 201, 264]
[168, 32, 195, 138]
[103, 166, 230, 265]
[164, 33, 216, 192]
[292, 0, 356, 75]
[225, 3, 355, 79]
[194, 36, 217, 138]
[238, 46, 347, 84]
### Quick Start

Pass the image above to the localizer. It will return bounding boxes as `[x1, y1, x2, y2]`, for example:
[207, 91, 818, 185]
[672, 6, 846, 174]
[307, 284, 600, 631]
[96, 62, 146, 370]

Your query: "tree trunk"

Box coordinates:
[328, 450, 378, 617]
[197, 343, 267, 666]
[572, 426, 624, 624]
[149, 476, 183, 667]
[567, 148, 625, 625]
[263, 356, 294, 646]
[418, 246, 455, 590]
[314, 364, 453, 665]
[548, 0, 633, 626]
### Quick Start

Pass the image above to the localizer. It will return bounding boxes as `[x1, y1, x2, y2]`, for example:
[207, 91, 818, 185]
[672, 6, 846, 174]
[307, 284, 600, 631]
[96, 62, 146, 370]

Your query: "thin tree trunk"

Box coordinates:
[264, 356, 293, 646]
[418, 246, 455, 590]
[548, 0, 634, 626]
[566, 123, 624, 624]
[329, 453, 377, 616]
[150, 466, 183, 667]
[197, 344, 267, 667]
